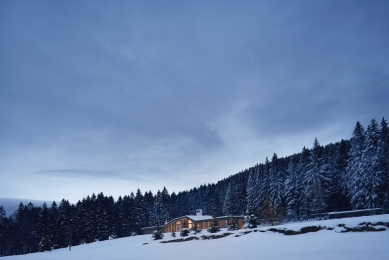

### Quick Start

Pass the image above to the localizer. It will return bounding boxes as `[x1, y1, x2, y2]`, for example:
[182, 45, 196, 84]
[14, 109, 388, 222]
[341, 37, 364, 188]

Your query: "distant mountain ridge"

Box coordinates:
[0, 198, 55, 217]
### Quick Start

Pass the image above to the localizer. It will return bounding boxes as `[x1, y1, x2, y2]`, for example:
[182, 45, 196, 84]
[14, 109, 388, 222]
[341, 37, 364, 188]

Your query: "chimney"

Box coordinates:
[196, 209, 202, 216]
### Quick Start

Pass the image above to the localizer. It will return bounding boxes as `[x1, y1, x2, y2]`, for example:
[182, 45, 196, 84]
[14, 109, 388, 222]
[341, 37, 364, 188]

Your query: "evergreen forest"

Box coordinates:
[1, 118, 389, 256]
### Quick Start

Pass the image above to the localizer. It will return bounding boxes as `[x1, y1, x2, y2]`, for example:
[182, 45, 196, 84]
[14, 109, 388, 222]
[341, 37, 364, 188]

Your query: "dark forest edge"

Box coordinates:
[1, 117, 389, 256]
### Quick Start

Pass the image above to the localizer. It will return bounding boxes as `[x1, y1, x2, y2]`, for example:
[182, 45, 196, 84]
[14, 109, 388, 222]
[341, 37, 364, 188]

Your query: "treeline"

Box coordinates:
[1, 118, 388, 256]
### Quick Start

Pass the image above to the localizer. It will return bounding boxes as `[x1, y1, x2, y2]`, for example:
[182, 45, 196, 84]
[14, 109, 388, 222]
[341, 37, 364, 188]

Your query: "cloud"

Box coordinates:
[0, 0, 388, 202]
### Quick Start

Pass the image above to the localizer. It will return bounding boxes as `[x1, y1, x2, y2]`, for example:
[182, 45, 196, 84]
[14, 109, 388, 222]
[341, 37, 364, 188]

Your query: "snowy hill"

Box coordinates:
[7, 214, 389, 260]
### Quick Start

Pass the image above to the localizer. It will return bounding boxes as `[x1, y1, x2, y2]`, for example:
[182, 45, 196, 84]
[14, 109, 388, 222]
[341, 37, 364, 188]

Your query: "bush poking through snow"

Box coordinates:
[152, 225, 164, 240]
[191, 224, 201, 234]
[300, 226, 322, 233]
[180, 221, 191, 237]
[228, 217, 239, 231]
[161, 237, 200, 243]
[207, 216, 221, 233]
[201, 233, 233, 240]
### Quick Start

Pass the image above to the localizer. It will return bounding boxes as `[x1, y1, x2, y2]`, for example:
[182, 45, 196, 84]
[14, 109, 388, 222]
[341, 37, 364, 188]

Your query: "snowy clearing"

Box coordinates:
[7, 214, 389, 260]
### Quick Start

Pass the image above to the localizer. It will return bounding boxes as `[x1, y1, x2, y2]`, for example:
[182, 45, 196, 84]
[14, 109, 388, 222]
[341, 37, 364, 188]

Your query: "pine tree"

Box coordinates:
[285, 157, 300, 220]
[298, 147, 311, 218]
[207, 216, 220, 233]
[180, 220, 190, 237]
[305, 138, 330, 215]
[0, 205, 6, 255]
[227, 217, 239, 231]
[151, 224, 164, 240]
[244, 206, 258, 228]
[222, 184, 233, 215]
[134, 189, 146, 234]
[49, 201, 61, 248]
[269, 153, 285, 218]
[347, 122, 366, 209]
[39, 232, 51, 252]
[144, 191, 155, 226]
[362, 119, 381, 209]
[379, 118, 389, 206]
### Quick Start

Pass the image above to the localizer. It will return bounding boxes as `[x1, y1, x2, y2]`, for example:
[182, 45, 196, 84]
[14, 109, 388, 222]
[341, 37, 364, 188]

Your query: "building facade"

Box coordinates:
[142, 209, 245, 234]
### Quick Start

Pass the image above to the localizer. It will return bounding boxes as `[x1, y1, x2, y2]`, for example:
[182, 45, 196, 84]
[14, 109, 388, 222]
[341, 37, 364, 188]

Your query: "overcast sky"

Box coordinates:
[1, 0, 388, 206]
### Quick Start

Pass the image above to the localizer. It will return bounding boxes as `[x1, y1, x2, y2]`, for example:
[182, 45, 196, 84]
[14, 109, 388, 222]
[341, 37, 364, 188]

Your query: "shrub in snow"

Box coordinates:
[207, 216, 220, 233]
[152, 225, 164, 240]
[245, 207, 258, 229]
[180, 220, 191, 236]
[228, 217, 239, 231]
[191, 224, 201, 234]
[171, 231, 176, 237]
[180, 228, 191, 237]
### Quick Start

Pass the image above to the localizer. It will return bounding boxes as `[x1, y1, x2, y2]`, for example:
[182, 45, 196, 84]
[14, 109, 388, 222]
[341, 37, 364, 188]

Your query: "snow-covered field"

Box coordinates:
[8, 214, 389, 260]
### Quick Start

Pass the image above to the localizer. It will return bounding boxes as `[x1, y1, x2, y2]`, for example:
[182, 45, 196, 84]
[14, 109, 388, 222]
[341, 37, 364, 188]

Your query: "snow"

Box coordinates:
[7, 214, 389, 260]
[185, 215, 213, 221]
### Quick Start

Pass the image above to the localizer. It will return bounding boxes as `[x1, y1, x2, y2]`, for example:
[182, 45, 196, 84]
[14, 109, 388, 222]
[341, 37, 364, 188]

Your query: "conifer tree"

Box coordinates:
[285, 157, 300, 220]
[49, 201, 61, 248]
[207, 216, 220, 233]
[379, 118, 389, 205]
[180, 220, 190, 237]
[227, 217, 239, 231]
[269, 153, 285, 217]
[245, 206, 258, 228]
[151, 224, 164, 240]
[39, 232, 51, 252]
[222, 184, 234, 215]
[134, 189, 146, 234]
[362, 119, 381, 209]
[305, 138, 330, 215]
[347, 122, 366, 209]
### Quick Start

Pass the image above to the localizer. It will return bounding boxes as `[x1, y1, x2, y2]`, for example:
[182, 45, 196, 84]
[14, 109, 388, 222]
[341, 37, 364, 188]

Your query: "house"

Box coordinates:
[142, 209, 245, 235]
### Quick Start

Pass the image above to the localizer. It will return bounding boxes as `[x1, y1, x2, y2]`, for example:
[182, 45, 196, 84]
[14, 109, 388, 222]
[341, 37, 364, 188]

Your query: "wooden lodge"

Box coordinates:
[142, 209, 245, 235]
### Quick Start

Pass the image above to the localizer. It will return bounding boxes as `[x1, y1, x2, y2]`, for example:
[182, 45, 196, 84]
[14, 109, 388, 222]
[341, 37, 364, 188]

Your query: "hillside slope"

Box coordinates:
[8, 214, 389, 260]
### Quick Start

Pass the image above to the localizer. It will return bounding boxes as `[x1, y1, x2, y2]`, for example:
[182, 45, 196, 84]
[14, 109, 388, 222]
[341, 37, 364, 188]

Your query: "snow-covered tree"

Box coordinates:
[207, 216, 220, 233]
[361, 119, 381, 209]
[347, 122, 366, 209]
[244, 206, 258, 228]
[285, 157, 300, 220]
[227, 217, 239, 231]
[379, 118, 389, 205]
[222, 184, 234, 215]
[304, 138, 330, 215]
[269, 153, 285, 217]
[151, 225, 164, 240]
[180, 220, 190, 237]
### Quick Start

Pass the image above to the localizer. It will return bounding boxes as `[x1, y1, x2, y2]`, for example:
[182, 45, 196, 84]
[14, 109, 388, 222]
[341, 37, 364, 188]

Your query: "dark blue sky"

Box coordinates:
[1, 0, 388, 203]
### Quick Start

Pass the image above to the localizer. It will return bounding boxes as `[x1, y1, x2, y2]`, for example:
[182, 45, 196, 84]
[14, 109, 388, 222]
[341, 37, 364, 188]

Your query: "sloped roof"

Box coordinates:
[186, 215, 213, 221]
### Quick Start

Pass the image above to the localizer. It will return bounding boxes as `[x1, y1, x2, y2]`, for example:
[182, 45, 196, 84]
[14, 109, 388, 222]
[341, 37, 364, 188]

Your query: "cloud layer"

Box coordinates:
[1, 0, 388, 202]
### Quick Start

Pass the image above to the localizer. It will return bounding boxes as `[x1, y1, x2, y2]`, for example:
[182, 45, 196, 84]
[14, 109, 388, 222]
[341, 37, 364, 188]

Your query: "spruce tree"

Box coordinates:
[379, 118, 389, 206]
[151, 224, 164, 240]
[362, 119, 381, 209]
[207, 216, 220, 233]
[305, 138, 330, 215]
[227, 217, 239, 231]
[245, 206, 258, 228]
[180, 220, 190, 237]
[347, 122, 366, 209]
[269, 153, 285, 218]
[285, 157, 300, 220]
[222, 184, 233, 215]
[39, 232, 51, 252]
